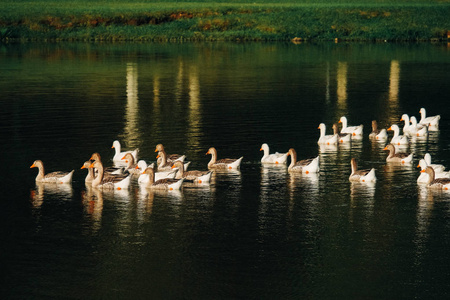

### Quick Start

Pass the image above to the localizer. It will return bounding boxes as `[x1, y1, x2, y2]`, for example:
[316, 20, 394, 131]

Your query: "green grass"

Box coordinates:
[1, 1, 449, 42]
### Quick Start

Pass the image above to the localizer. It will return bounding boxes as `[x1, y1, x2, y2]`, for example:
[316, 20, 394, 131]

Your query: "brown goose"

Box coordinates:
[286, 148, 319, 174]
[332, 123, 351, 143]
[349, 158, 376, 182]
[30, 160, 74, 184]
[88, 160, 130, 190]
[142, 166, 184, 190]
[421, 166, 450, 190]
[172, 160, 212, 183]
[155, 144, 185, 163]
[383, 144, 413, 164]
[369, 120, 388, 140]
[206, 147, 243, 170]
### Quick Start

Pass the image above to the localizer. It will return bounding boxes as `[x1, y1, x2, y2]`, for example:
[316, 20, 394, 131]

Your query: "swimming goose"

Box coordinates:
[400, 114, 413, 136]
[206, 147, 243, 170]
[111, 140, 139, 162]
[409, 116, 428, 137]
[260, 143, 288, 164]
[90, 152, 124, 175]
[387, 124, 409, 145]
[88, 160, 130, 190]
[368, 120, 388, 140]
[419, 107, 440, 130]
[30, 160, 74, 184]
[317, 123, 338, 145]
[286, 148, 319, 174]
[157, 150, 191, 171]
[81, 161, 95, 183]
[421, 166, 450, 190]
[349, 158, 376, 182]
[332, 123, 351, 143]
[155, 144, 185, 163]
[417, 159, 450, 184]
[383, 144, 413, 163]
[121, 153, 141, 175]
[424, 153, 445, 173]
[348, 158, 377, 182]
[339, 116, 363, 136]
[172, 161, 212, 183]
[142, 166, 184, 190]
[135, 161, 177, 184]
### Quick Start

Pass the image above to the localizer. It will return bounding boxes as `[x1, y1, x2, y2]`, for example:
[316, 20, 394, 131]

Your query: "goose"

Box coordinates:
[111, 140, 139, 162]
[88, 160, 130, 190]
[417, 159, 450, 184]
[349, 158, 376, 182]
[421, 166, 450, 190]
[400, 114, 413, 136]
[81, 161, 95, 183]
[286, 148, 319, 174]
[339, 116, 363, 136]
[156, 150, 191, 171]
[142, 166, 184, 190]
[409, 116, 428, 137]
[155, 144, 186, 163]
[387, 124, 409, 146]
[317, 123, 338, 145]
[121, 153, 141, 175]
[135, 161, 177, 184]
[172, 161, 212, 183]
[30, 160, 74, 184]
[260, 143, 288, 164]
[206, 147, 243, 170]
[368, 120, 388, 140]
[424, 153, 445, 173]
[419, 107, 440, 129]
[332, 123, 351, 144]
[383, 144, 413, 163]
[90, 152, 124, 175]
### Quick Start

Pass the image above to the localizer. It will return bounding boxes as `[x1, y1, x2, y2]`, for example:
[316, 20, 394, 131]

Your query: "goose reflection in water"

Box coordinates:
[30, 182, 73, 208]
[81, 185, 103, 233]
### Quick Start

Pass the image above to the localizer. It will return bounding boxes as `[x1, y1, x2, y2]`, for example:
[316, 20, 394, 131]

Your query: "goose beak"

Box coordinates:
[387, 127, 392, 131]
[383, 146, 388, 150]
[420, 169, 425, 173]
[81, 165, 86, 169]
[88, 162, 95, 168]
[121, 155, 127, 160]
[30, 163, 36, 168]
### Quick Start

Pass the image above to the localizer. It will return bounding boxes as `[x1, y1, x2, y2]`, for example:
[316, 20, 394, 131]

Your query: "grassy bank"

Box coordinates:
[1, 0, 449, 42]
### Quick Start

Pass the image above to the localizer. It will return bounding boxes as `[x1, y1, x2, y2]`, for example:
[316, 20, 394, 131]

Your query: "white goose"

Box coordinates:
[421, 166, 450, 190]
[387, 124, 409, 146]
[142, 166, 184, 190]
[339, 116, 363, 136]
[332, 123, 351, 144]
[157, 150, 191, 171]
[286, 148, 319, 174]
[135, 161, 177, 184]
[349, 158, 376, 182]
[317, 123, 338, 145]
[260, 143, 288, 164]
[30, 160, 74, 184]
[419, 107, 440, 130]
[206, 147, 243, 170]
[88, 160, 131, 190]
[424, 153, 446, 173]
[400, 114, 413, 136]
[409, 116, 428, 137]
[383, 144, 413, 164]
[111, 140, 139, 162]
[172, 161, 213, 183]
[417, 159, 450, 184]
[368, 120, 388, 141]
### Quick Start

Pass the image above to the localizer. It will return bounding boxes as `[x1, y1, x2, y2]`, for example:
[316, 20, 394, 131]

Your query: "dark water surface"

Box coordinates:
[1, 42, 450, 299]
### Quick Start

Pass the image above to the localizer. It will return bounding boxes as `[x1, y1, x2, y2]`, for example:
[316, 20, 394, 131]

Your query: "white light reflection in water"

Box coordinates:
[336, 61, 348, 114]
[187, 66, 202, 152]
[121, 62, 140, 148]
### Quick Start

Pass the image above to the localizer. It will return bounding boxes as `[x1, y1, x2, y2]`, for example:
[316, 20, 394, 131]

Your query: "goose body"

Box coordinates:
[121, 153, 141, 175]
[30, 160, 74, 184]
[419, 107, 440, 130]
[317, 123, 338, 145]
[143, 166, 184, 190]
[409, 116, 428, 137]
[112, 140, 139, 162]
[287, 148, 319, 174]
[206, 147, 243, 170]
[157, 150, 191, 171]
[349, 158, 376, 182]
[172, 161, 213, 183]
[260, 143, 288, 164]
[421, 166, 450, 190]
[388, 124, 409, 145]
[155, 144, 186, 163]
[136, 161, 177, 184]
[332, 123, 351, 144]
[89, 160, 131, 190]
[369, 120, 388, 140]
[339, 116, 363, 136]
[424, 153, 445, 173]
[90, 152, 124, 175]
[417, 159, 450, 184]
[384, 144, 413, 164]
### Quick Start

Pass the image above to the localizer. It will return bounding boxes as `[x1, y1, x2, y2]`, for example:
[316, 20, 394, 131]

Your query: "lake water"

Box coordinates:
[1, 42, 450, 299]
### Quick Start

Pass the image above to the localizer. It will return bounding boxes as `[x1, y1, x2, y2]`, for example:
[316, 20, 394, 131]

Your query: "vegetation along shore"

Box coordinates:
[1, 0, 449, 42]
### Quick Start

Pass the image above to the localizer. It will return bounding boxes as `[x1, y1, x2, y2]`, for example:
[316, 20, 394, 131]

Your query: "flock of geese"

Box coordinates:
[30, 107, 449, 192]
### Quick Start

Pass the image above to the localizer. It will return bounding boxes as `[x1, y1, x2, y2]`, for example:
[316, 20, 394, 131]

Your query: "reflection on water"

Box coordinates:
[2, 43, 450, 299]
